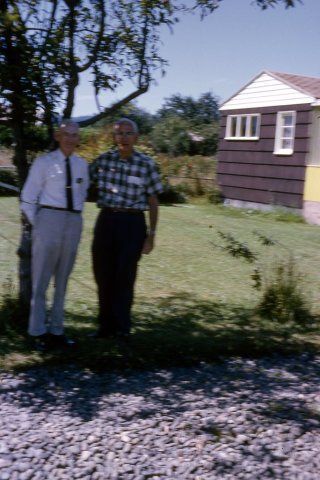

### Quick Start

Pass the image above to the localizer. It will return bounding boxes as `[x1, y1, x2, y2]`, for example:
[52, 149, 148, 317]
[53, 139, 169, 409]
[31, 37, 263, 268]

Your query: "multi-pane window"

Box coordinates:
[225, 114, 260, 139]
[274, 111, 296, 155]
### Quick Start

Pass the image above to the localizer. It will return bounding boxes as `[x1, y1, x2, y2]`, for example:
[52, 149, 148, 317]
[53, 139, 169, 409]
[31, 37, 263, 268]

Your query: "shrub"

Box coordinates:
[0, 126, 14, 146]
[173, 182, 194, 197]
[207, 187, 224, 204]
[0, 169, 19, 196]
[214, 230, 312, 326]
[256, 259, 310, 325]
[158, 182, 186, 205]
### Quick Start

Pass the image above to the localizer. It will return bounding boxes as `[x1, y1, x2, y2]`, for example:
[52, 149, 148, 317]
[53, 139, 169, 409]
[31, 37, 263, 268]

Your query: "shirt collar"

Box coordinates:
[57, 148, 76, 160]
[114, 149, 135, 163]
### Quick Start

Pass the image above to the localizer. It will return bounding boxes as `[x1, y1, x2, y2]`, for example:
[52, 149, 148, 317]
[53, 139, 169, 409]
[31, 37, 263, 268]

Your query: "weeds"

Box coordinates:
[216, 231, 257, 263]
[214, 230, 312, 326]
[0, 277, 27, 334]
[257, 258, 310, 326]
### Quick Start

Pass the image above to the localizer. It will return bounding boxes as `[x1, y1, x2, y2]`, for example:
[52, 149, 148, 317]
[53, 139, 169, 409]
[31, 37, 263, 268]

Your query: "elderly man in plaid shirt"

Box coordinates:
[89, 118, 163, 340]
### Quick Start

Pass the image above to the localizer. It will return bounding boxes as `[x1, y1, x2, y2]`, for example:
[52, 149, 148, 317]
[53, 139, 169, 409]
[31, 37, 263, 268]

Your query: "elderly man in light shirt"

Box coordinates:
[20, 120, 89, 351]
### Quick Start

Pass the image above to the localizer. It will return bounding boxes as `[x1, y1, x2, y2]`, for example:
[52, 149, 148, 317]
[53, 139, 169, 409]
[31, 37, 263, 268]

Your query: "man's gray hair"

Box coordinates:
[59, 119, 80, 131]
[113, 118, 139, 134]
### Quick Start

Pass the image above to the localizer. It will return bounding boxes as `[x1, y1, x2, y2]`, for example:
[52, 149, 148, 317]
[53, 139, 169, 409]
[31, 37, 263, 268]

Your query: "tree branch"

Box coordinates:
[38, 0, 59, 56]
[78, 0, 106, 73]
[63, 3, 79, 118]
[137, 13, 150, 88]
[78, 86, 149, 127]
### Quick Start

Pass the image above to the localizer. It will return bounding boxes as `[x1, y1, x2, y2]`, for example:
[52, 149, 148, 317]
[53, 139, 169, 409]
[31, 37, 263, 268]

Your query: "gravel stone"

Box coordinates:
[1, 354, 320, 479]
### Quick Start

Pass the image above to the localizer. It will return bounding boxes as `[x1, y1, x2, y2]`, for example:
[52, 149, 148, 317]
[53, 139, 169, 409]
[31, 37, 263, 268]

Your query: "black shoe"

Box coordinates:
[31, 335, 49, 352]
[48, 334, 76, 348]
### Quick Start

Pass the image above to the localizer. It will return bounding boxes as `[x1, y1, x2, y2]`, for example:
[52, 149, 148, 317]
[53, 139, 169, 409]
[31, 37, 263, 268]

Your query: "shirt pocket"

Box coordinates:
[47, 163, 64, 180]
[127, 175, 143, 187]
[127, 175, 144, 196]
[74, 177, 86, 199]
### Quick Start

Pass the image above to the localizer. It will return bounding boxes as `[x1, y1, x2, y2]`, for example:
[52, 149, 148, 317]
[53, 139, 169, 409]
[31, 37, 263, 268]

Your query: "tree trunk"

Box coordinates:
[12, 122, 32, 320]
[17, 222, 32, 320]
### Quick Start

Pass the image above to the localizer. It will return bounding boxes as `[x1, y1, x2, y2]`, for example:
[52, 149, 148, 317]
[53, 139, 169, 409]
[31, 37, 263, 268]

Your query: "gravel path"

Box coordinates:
[1, 354, 320, 480]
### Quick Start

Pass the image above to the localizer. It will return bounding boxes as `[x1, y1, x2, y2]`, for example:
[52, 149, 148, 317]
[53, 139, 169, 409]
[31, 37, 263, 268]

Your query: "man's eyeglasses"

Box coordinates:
[114, 131, 136, 137]
[61, 132, 79, 138]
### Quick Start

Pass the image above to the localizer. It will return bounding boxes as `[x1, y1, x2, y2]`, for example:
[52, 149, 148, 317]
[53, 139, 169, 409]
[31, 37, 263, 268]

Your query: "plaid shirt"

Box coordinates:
[90, 149, 163, 210]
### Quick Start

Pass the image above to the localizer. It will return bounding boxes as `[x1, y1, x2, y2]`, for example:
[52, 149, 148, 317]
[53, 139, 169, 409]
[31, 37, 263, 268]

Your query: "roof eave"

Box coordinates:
[267, 70, 318, 100]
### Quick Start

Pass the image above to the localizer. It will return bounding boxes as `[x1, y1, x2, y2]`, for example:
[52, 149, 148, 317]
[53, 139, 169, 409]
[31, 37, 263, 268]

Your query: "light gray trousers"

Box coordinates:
[28, 209, 82, 336]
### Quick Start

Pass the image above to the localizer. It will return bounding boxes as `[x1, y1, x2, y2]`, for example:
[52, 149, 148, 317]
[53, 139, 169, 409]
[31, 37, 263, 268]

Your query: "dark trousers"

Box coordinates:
[92, 209, 146, 335]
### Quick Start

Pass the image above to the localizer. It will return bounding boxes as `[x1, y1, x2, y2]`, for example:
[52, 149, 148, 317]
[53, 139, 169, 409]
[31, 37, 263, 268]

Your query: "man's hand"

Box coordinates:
[21, 212, 32, 231]
[142, 234, 154, 255]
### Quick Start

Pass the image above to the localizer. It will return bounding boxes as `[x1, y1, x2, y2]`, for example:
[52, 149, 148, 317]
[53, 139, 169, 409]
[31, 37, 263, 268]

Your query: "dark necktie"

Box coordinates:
[65, 157, 74, 211]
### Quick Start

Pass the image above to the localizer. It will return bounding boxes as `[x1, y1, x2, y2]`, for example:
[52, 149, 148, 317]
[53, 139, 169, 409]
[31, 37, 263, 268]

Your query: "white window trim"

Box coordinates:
[274, 111, 296, 156]
[225, 114, 261, 140]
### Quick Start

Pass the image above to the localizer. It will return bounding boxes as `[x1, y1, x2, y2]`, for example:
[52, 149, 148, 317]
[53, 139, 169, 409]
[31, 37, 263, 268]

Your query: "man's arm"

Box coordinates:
[20, 158, 43, 225]
[87, 157, 100, 203]
[142, 194, 159, 255]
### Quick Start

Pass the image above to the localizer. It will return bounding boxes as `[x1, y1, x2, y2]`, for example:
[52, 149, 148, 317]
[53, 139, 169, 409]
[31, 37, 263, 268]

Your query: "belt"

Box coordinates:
[102, 207, 143, 214]
[40, 205, 81, 214]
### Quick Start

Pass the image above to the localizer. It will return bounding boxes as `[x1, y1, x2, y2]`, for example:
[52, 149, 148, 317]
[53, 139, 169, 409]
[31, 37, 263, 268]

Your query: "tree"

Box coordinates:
[152, 92, 220, 156]
[96, 103, 156, 136]
[0, 0, 219, 184]
[157, 92, 220, 125]
[151, 114, 192, 156]
[0, 0, 299, 184]
[255, 0, 300, 8]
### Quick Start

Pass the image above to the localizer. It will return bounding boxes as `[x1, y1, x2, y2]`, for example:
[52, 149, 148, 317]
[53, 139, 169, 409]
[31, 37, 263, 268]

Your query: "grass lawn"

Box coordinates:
[1, 197, 320, 371]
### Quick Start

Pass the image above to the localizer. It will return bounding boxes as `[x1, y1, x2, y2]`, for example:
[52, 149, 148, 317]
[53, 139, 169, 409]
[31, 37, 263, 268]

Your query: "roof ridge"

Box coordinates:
[267, 70, 320, 81]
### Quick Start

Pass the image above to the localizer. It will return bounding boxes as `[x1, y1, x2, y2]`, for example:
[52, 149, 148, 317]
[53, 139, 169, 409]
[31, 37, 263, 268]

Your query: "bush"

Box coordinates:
[162, 179, 223, 203]
[0, 126, 13, 146]
[207, 187, 224, 204]
[214, 230, 313, 326]
[173, 182, 194, 197]
[0, 169, 19, 196]
[78, 128, 113, 162]
[158, 182, 186, 205]
[151, 115, 192, 156]
[256, 260, 310, 325]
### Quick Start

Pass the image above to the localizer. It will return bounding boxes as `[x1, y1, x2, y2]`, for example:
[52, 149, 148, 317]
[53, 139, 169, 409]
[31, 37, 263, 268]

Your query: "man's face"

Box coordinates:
[113, 123, 138, 158]
[55, 123, 80, 156]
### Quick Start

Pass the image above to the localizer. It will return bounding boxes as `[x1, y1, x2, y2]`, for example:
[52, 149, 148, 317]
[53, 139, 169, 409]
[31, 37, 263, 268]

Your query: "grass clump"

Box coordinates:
[257, 259, 310, 326]
[214, 230, 312, 327]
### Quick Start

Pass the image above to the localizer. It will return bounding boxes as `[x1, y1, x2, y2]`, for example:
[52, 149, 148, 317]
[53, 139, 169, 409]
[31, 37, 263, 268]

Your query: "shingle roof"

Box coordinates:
[268, 71, 320, 99]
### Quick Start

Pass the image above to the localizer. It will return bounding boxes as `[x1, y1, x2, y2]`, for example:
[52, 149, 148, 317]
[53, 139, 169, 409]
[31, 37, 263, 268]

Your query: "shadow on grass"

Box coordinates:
[1, 293, 320, 437]
[1, 292, 319, 372]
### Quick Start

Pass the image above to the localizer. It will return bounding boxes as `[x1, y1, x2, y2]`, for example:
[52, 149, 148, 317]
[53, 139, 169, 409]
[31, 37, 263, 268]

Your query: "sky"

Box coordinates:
[73, 0, 320, 117]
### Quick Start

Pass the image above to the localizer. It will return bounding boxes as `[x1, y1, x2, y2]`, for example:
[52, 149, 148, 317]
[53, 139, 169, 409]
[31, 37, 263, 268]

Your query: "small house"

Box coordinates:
[217, 70, 320, 224]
